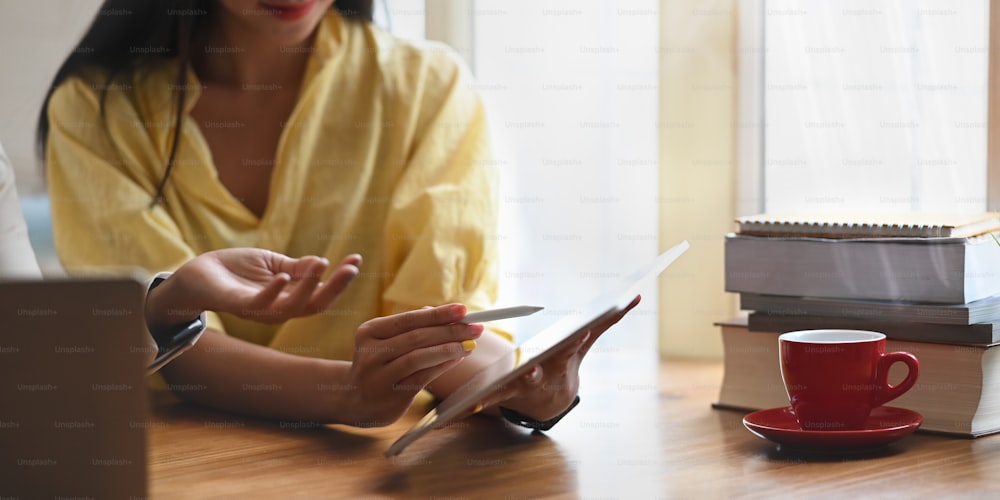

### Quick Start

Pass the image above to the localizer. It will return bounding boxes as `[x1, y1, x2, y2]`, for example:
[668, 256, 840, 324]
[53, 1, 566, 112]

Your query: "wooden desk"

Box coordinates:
[149, 352, 1000, 498]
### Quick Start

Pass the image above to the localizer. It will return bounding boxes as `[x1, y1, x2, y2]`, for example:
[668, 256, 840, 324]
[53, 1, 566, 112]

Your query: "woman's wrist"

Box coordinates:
[319, 361, 366, 426]
[499, 395, 581, 431]
[493, 388, 579, 423]
[144, 272, 204, 332]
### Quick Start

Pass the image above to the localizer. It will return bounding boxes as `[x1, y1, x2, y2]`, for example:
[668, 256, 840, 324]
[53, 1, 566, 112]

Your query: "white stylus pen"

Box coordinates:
[461, 305, 544, 323]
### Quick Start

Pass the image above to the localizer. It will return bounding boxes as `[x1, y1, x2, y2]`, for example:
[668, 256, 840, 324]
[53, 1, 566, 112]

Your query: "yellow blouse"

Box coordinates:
[46, 12, 501, 360]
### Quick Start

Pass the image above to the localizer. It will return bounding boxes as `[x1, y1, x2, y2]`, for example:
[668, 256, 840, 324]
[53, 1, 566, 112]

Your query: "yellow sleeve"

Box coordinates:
[381, 49, 505, 337]
[45, 77, 224, 334]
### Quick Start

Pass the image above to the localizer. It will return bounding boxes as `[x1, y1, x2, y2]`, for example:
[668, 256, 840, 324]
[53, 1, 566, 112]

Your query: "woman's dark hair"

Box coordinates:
[37, 0, 373, 208]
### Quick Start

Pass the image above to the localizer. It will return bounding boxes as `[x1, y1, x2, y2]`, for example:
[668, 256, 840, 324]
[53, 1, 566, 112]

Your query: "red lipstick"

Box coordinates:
[258, 0, 316, 21]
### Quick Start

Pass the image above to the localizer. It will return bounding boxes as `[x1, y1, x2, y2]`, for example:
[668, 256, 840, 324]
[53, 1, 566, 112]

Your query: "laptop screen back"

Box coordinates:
[0, 278, 149, 498]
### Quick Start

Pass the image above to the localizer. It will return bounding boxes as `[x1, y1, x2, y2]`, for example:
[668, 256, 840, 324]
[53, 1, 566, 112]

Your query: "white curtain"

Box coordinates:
[468, 0, 661, 344]
[764, 0, 989, 214]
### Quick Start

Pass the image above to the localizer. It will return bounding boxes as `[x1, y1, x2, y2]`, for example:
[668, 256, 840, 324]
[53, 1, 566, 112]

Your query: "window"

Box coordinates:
[760, 0, 990, 214]
[469, 0, 661, 342]
[376, 0, 425, 40]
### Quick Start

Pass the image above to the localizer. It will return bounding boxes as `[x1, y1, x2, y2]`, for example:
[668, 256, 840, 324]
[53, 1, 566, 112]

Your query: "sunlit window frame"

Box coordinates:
[988, 1, 1000, 210]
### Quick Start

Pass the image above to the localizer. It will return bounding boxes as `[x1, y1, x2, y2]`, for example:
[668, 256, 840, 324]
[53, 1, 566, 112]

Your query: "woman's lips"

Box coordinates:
[258, 0, 316, 21]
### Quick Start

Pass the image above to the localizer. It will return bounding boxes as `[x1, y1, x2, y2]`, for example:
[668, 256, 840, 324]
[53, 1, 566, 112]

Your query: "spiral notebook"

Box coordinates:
[736, 212, 1000, 239]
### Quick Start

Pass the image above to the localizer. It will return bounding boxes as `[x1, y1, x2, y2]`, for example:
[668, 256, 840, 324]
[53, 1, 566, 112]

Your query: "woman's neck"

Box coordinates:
[192, 17, 316, 88]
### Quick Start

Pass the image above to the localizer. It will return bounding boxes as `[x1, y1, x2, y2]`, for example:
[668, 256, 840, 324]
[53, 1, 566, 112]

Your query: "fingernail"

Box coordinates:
[449, 304, 466, 318]
[461, 340, 477, 352]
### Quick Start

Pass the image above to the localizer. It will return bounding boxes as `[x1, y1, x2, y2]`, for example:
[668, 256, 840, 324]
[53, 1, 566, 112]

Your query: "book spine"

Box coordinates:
[724, 236, 998, 303]
[746, 312, 997, 344]
[738, 294, 972, 325]
[738, 222, 938, 239]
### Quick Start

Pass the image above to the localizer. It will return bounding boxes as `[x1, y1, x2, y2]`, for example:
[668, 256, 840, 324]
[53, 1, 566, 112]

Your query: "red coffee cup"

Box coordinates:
[779, 329, 919, 431]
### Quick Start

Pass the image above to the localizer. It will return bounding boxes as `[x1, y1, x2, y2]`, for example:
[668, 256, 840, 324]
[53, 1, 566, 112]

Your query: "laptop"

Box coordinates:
[385, 239, 691, 456]
[0, 277, 150, 498]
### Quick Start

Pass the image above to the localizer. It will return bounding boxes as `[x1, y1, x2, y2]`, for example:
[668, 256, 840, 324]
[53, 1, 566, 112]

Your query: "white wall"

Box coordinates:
[0, 1, 104, 275]
[0, 0, 105, 195]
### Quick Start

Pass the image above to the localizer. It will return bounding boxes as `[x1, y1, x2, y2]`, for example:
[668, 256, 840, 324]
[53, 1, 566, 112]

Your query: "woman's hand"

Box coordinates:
[145, 249, 362, 330]
[471, 295, 642, 423]
[342, 304, 483, 427]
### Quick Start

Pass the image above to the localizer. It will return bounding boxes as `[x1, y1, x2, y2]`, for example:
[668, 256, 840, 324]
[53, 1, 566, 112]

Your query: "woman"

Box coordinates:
[39, 0, 634, 428]
[3, 139, 361, 371]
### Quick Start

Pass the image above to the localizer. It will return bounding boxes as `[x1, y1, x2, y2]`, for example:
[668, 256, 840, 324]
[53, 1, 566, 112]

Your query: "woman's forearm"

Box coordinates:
[159, 328, 358, 424]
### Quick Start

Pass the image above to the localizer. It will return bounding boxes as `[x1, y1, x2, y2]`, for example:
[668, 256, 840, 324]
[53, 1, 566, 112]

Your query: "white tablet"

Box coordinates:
[385, 239, 690, 456]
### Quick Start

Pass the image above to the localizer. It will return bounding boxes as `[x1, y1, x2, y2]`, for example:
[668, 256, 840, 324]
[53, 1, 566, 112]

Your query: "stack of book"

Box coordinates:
[718, 212, 1000, 436]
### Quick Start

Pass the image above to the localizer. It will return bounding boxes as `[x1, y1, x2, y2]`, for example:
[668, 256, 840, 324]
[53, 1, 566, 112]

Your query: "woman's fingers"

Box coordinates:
[579, 295, 640, 357]
[263, 258, 324, 314]
[268, 253, 324, 277]
[354, 340, 471, 411]
[462, 368, 539, 419]
[379, 323, 483, 363]
[247, 253, 363, 319]
[392, 356, 467, 396]
[288, 258, 326, 296]
[431, 298, 641, 428]
[464, 331, 594, 421]
[244, 272, 292, 311]
[273, 253, 358, 282]
[351, 307, 481, 397]
[354, 322, 481, 373]
[543, 333, 589, 373]
[359, 304, 467, 340]
[339, 253, 363, 268]
[305, 263, 359, 312]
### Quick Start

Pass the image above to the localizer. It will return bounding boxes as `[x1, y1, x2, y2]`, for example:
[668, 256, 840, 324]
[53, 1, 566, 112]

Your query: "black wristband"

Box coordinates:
[499, 395, 580, 431]
[146, 274, 200, 339]
[145, 273, 206, 374]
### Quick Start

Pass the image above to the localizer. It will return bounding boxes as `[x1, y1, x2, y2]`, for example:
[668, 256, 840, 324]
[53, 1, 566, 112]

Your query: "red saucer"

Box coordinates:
[743, 406, 923, 451]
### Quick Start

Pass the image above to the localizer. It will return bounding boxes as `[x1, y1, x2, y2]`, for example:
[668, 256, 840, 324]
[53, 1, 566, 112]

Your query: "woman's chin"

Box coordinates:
[214, 0, 330, 48]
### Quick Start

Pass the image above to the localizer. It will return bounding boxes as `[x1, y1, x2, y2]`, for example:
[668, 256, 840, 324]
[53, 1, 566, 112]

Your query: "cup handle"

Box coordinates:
[873, 351, 920, 407]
